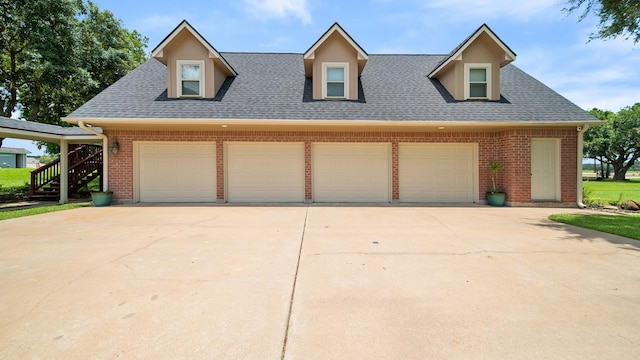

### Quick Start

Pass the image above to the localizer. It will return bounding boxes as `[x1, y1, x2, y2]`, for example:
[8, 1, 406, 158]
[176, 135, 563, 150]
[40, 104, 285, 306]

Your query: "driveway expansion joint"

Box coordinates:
[280, 205, 309, 360]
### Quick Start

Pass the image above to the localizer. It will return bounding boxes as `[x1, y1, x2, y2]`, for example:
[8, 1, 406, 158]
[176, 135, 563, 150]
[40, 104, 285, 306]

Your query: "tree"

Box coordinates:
[584, 103, 640, 180]
[0, 0, 147, 149]
[564, 0, 640, 43]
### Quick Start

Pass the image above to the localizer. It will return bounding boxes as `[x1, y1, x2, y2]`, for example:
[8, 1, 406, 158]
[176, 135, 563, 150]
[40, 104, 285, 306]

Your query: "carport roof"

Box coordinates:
[0, 116, 101, 143]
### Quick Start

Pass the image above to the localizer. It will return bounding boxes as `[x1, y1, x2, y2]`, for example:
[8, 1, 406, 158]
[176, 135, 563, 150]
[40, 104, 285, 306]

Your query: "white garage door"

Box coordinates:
[138, 142, 216, 202]
[399, 143, 475, 203]
[226, 142, 304, 202]
[313, 143, 390, 202]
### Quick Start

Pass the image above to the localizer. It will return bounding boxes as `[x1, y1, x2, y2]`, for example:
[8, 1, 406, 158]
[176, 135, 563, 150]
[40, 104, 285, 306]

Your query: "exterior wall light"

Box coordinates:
[108, 138, 120, 155]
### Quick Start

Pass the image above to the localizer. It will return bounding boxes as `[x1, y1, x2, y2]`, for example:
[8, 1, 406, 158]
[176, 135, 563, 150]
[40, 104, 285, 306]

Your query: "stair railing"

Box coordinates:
[69, 146, 103, 192]
[29, 144, 104, 199]
[29, 158, 60, 197]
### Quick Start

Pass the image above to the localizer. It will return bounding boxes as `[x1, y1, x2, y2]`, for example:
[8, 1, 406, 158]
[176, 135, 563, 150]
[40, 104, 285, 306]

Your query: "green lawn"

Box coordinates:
[583, 179, 640, 206]
[549, 213, 640, 241]
[0, 168, 32, 188]
[0, 202, 91, 221]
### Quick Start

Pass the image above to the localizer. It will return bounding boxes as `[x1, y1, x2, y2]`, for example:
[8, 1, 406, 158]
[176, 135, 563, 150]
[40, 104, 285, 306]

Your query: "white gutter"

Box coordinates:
[576, 124, 590, 208]
[77, 121, 109, 191]
[63, 117, 602, 128]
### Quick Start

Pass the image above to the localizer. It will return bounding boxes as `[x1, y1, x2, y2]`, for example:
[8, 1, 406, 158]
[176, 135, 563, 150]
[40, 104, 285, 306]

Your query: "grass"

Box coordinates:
[0, 202, 91, 221]
[0, 168, 32, 188]
[583, 179, 640, 206]
[549, 213, 640, 241]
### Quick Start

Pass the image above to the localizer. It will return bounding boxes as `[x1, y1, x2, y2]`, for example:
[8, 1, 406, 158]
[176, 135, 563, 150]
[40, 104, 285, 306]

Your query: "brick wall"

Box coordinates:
[105, 128, 577, 204]
[498, 128, 577, 203]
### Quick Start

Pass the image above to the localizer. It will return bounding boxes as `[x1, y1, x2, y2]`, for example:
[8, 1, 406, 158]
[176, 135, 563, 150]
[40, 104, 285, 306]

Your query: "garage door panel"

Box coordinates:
[226, 143, 304, 202]
[313, 143, 390, 202]
[399, 144, 475, 203]
[139, 142, 216, 203]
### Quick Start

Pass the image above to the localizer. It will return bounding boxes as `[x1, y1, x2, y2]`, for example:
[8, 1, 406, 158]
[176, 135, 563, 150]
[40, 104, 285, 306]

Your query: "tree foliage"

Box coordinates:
[0, 0, 147, 150]
[584, 103, 640, 180]
[565, 0, 640, 43]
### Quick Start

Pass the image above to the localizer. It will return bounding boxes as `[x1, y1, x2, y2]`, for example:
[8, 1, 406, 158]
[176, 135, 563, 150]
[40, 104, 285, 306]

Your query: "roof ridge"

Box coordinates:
[221, 51, 303, 55]
[220, 52, 448, 57]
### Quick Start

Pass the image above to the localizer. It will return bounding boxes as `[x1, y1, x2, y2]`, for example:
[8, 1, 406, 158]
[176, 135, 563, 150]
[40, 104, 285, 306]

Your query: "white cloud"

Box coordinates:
[244, 0, 312, 24]
[425, 0, 562, 21]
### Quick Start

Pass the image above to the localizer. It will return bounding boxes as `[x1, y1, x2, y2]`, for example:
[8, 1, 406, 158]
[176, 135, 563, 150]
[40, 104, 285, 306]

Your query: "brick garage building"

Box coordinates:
[65, 21, 600, 206]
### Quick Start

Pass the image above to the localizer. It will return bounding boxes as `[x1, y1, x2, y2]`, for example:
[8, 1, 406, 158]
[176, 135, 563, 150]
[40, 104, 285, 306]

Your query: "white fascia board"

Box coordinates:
[62, 117, 603, 128]
[0, 128, 100, 143]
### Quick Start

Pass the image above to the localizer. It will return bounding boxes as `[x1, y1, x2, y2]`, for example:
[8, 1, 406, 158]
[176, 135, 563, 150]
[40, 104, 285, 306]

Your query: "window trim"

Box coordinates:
[464, 63, 491, 100]
[177, 60, 205, 98]
[322, 62, 349, 99]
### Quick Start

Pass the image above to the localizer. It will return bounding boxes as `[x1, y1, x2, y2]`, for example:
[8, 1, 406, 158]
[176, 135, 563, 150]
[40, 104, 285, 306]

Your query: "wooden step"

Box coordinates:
[29, 194, 59, 200]
[29, 143, 103, 200]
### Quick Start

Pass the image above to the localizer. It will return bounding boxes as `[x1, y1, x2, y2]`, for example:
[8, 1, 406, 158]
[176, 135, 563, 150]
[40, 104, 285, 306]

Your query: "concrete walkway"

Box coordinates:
[0, 205, 638, 359]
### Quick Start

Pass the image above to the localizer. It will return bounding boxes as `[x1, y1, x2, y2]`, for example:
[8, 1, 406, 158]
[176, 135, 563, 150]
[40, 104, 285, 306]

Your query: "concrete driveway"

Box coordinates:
[0, 205, 638, 359]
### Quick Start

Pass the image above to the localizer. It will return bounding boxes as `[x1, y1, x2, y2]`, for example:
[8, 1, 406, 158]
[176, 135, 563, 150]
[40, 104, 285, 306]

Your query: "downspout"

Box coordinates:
[576, 124, 590, 208]
[77, 121, 109, 191]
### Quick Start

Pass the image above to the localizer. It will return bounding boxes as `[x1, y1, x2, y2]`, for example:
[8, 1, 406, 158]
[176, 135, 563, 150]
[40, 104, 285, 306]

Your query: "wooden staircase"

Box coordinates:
[30, 144, 103, 200]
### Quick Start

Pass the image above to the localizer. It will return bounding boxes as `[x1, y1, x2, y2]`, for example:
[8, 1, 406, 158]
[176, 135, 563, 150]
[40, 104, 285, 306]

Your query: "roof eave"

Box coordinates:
[0, 128, 101, 143]
[63, 117, 603, 129]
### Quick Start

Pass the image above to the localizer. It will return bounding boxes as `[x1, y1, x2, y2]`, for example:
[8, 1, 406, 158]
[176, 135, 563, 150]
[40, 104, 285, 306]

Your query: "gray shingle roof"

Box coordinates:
[67, 53, 596, 123]
[0, 116, 101, 136]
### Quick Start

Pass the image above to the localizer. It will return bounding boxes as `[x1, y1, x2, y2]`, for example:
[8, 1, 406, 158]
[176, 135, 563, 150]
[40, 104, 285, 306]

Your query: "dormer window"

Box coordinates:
[304, 23, 367, 101]
[177, 60, 205, 97]
[323, 62, 349, 99]
[464, 63, 491, 100]
[428, 25, 515, 101]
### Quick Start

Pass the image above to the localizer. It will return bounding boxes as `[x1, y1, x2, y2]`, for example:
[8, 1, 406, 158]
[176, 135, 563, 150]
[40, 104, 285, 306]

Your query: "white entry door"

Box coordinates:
[531, 139, 560, 201]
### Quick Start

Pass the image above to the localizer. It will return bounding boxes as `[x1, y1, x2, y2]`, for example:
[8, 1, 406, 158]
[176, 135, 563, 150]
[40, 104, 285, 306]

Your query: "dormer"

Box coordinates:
[304, 23, 368, 100]
[151, 20, 236, 99]
[428, 24, 516, 101]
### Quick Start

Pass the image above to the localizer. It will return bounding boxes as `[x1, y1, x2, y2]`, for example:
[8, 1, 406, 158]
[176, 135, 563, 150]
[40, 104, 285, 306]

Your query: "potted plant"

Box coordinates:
[487, 160, 506, 207]
[90, 190, 113, 207]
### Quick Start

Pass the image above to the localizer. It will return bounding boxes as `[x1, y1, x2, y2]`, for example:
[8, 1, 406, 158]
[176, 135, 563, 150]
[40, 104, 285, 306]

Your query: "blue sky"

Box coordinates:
[5, 0, 639, 155]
